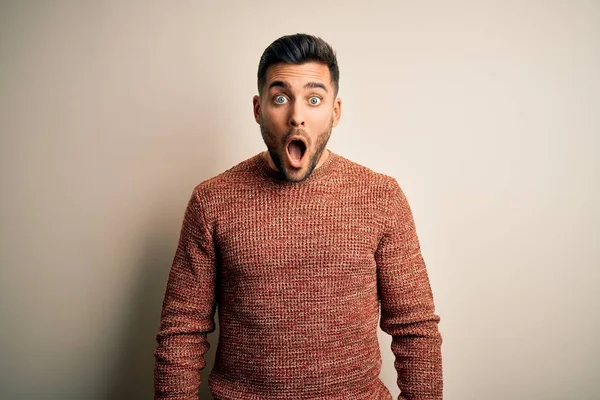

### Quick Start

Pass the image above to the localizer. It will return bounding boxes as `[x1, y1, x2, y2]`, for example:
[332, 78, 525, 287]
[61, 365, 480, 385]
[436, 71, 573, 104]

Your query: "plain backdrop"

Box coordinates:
[1, 1, 598, 399]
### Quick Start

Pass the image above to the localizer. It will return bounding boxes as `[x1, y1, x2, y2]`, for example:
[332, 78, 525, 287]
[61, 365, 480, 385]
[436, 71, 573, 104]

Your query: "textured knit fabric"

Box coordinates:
[154, 150, 443, 400]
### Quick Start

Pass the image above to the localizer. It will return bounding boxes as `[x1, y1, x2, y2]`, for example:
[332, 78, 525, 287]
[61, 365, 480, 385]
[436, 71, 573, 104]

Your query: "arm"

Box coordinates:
[154, 187, 217, 400]
[375, 179, 443, 400]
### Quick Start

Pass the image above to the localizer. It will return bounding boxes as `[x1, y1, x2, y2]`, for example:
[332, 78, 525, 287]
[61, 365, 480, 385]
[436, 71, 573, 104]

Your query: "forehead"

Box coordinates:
[265, 61, 332, 90]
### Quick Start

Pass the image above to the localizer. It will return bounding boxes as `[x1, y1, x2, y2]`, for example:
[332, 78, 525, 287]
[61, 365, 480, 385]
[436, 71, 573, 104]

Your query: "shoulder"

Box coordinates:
[191, 153, 260, 197]
[182, 154, 262, 225]
[334, 152, 399, 191]
[332, 153, 411, 217]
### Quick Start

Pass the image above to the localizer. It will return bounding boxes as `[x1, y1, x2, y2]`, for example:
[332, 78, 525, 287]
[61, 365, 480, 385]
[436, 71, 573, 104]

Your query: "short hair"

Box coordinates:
[257, 33, 339, 96]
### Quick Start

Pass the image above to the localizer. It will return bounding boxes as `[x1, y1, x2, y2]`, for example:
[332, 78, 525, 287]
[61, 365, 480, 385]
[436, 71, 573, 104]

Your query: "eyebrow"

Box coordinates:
[268, 80, 328, 92]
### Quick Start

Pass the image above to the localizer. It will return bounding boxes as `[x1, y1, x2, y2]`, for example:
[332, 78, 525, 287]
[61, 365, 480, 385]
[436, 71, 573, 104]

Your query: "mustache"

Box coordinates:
[282, 129, 310, 145]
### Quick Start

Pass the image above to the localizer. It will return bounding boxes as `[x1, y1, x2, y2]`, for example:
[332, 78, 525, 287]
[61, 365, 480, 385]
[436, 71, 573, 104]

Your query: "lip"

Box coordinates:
[285, 135, 308, 169]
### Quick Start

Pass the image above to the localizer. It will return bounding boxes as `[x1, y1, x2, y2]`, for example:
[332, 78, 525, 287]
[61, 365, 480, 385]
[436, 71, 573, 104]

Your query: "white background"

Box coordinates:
[1, 1, 598, 399]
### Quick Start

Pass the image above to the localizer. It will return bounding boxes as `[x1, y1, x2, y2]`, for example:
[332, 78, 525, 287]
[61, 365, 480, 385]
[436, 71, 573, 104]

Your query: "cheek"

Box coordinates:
[309, 108, 333, 127]
[262, 106, 288, 127]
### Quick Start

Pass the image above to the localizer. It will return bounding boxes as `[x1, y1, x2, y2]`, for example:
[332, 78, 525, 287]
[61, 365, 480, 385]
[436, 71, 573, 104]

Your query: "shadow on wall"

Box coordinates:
[104, 68, 233, 398]
[107, 211, 221, 399]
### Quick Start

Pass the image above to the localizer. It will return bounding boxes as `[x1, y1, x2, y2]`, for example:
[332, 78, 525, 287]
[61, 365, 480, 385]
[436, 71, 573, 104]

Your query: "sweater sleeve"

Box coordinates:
[154, 187, 217, 400]
[375, 179, 443, 400]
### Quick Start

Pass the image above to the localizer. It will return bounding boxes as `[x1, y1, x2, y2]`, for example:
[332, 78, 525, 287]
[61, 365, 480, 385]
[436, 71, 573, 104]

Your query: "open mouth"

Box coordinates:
[286, 138, 307, 167]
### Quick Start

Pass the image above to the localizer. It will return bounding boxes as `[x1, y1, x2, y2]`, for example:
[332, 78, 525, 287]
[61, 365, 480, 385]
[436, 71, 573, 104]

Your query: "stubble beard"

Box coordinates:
[259, 116, 333, 182]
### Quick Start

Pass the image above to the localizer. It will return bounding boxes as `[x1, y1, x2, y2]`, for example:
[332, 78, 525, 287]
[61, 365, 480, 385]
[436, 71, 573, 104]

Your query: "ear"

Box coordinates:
[332, 97, 342, 127]
[253, 95, 261, 124]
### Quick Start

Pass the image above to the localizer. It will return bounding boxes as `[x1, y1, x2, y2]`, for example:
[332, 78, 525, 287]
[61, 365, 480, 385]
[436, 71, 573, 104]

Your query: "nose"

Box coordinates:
[288, 101, 305, 128]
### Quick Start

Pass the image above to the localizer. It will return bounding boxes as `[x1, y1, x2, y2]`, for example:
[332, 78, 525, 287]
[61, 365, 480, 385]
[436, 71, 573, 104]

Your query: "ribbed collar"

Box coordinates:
[254, 149, 339, 186]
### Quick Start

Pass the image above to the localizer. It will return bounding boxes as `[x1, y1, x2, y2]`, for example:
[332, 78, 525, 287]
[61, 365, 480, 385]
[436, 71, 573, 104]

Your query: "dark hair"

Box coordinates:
[257, 33, 339, 95]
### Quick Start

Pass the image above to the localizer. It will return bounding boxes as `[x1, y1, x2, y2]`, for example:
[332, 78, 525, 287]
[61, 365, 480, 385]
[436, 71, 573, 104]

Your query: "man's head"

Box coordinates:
[253, 34, 342, 182]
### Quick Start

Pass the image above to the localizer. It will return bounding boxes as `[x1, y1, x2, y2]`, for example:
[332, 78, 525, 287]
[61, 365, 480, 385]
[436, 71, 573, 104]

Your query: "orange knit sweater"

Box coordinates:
[154, 150, 443, 400]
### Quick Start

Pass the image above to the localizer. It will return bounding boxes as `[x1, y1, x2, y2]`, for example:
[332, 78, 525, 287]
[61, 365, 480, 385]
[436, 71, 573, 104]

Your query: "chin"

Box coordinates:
[283, 168, 310, 182]
[282, 156, 317, 182]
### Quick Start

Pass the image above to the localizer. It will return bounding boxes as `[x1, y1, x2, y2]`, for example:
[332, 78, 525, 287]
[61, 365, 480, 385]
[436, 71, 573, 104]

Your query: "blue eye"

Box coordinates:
[309, 96, 321, 105]
[274, 95, 287, 104]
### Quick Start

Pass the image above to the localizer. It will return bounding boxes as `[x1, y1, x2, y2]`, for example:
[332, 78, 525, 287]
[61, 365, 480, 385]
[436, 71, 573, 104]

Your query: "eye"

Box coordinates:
[309, 96, 321, 105]
[274, 95, 288, 104]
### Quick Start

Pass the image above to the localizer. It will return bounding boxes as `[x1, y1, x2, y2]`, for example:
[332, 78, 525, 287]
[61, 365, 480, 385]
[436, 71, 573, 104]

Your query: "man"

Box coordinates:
[154, 33, 443, 400]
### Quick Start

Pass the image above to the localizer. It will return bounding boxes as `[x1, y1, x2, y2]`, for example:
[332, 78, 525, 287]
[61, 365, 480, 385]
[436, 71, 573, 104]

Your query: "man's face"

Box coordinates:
[253, 61, 342, 182]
